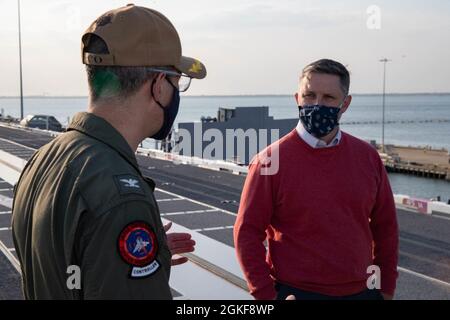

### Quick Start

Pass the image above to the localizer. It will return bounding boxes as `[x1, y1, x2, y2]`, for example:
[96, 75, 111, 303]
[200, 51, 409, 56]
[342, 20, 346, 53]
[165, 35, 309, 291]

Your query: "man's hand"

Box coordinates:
[164, 222, 196, 266]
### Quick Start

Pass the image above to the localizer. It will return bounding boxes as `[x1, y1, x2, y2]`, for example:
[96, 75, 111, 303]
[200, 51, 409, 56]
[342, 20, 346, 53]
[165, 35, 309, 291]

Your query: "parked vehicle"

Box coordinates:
[20, 115, 63, 132]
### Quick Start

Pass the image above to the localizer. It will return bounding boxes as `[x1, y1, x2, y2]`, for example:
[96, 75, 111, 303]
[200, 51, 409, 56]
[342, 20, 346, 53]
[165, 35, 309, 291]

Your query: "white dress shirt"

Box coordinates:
[296, 120, 342, 149]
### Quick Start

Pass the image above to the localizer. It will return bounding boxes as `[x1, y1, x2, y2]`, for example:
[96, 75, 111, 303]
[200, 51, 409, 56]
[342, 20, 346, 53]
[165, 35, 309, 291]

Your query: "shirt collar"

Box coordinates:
[67, 112, 140, 171]
[296, 120, 341, 149]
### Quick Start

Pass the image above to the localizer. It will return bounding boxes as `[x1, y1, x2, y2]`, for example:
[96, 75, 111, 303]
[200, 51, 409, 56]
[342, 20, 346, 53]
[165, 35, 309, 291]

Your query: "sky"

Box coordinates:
[1, 0, 450, 96]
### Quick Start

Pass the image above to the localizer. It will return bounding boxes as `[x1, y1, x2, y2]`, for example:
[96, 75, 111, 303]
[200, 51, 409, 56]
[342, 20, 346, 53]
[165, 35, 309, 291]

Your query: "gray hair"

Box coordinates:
[301, 59, 350, 95]
[83, 34, 156, 102]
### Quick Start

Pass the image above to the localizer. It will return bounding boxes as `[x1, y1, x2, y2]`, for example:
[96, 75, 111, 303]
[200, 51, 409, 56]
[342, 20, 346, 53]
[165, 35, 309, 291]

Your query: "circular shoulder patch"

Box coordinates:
[118, 222, 158, 267]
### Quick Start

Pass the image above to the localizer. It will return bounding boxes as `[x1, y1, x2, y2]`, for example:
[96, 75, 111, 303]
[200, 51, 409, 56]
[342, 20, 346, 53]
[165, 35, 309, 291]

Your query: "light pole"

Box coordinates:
[380, 58, 391, 153]
[18, 0, 24, 120]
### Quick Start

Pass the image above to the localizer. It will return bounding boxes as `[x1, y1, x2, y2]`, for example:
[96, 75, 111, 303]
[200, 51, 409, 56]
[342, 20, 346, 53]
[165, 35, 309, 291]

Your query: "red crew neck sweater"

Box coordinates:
[234, 130, 399, 300]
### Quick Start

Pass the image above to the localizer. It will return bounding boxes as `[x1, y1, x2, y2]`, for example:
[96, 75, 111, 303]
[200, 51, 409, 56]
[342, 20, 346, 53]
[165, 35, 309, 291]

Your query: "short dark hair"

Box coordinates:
[83, 34, 156, 102]
[301, 59, 350, 95]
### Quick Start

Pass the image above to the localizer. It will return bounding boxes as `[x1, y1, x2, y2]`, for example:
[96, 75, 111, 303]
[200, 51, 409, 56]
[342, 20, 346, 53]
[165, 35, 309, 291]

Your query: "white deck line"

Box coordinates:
[161, 209, 217, 216]
[156, 188, 237, 217]
[0, 240, 20, 273]
[433, 215, 450, 221]
[0, 195, 13, 209]
[398, 267, 450, 288]
[169, 259, 251, 300]
[0, 137, 36, 151]
[155, 198, 183, 202]
[0, 151, 22, 185]
[193, 226, 234, 232]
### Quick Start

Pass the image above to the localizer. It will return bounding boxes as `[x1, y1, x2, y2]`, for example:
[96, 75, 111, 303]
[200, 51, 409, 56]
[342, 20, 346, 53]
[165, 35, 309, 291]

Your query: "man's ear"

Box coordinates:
[150, 73, 166, 101]
[343, 95, 352, 111]
[294, 92, 299, 105]
[339, 95, 352, 118]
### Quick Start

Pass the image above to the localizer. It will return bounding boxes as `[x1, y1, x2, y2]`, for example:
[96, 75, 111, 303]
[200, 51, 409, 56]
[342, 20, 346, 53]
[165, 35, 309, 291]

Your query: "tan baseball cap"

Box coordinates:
[81, 4, 206, 79]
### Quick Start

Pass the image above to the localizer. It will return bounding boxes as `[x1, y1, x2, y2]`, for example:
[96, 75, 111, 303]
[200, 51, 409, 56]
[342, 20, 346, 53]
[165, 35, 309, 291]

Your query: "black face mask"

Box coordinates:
[150, 77, 180, 140]
[298, 97, 346, 138]
[298, 105, 341, 138]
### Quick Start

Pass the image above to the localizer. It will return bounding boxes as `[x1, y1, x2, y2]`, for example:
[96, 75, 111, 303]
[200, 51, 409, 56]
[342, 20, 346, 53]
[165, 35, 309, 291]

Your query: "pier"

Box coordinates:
[380, 145, 450, 181]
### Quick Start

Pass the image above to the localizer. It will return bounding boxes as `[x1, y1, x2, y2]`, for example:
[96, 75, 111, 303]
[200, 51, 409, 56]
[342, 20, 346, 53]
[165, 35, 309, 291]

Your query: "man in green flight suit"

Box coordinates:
[11, 4, 206, 299]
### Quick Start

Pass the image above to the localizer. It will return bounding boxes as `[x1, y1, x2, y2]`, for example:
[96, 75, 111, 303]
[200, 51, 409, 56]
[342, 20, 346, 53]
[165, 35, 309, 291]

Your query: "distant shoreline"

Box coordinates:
[1, 93, 450, 99]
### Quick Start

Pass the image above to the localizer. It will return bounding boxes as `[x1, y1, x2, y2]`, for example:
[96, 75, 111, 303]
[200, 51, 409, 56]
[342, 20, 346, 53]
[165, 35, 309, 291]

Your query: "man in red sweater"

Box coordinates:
[234, 59, 398, 300]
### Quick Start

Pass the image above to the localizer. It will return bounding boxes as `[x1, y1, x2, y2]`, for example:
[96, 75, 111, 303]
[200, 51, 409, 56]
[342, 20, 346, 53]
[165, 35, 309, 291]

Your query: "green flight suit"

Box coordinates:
[12, 112, 172, 299]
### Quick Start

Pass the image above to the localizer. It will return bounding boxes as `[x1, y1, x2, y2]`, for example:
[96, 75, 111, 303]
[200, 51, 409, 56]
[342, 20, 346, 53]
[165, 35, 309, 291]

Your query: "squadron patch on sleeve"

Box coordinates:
[118, 221, 160, 278]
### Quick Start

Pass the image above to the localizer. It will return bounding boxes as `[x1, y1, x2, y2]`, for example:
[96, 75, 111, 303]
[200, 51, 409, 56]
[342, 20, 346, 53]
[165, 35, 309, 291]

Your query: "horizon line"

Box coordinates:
[1, 92, 450, 99]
